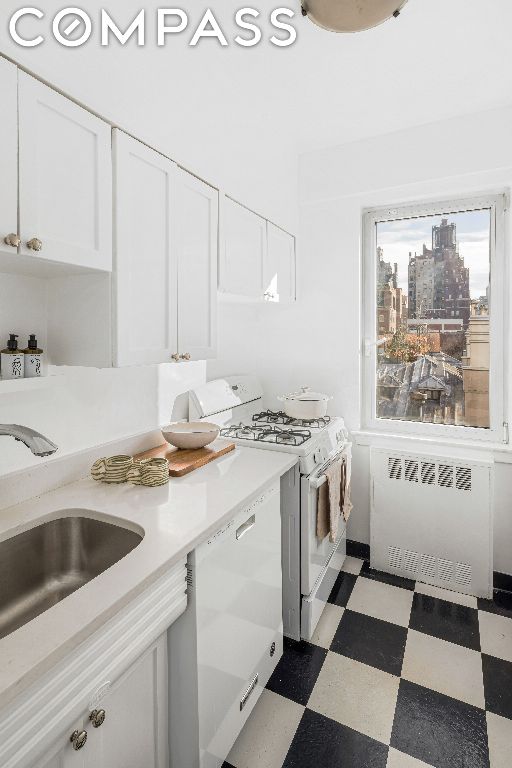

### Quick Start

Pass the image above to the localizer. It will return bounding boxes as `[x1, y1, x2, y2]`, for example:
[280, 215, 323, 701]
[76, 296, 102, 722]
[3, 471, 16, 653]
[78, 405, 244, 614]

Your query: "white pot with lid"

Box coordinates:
[277, 387, 332, 420]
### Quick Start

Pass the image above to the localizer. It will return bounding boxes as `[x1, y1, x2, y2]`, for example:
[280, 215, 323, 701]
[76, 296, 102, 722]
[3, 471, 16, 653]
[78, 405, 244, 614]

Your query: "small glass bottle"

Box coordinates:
[1, 334, 24, 380]
[23, 335, 44, 378]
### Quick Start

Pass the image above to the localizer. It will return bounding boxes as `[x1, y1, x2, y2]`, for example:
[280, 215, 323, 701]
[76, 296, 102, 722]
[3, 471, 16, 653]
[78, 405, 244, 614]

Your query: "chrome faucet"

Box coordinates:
[0, 425, 58, 457]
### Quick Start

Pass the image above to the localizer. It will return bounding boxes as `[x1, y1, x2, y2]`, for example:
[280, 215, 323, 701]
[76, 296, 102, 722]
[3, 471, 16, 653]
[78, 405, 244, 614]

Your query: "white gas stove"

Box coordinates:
[189, 375, 352, 642]
[189, 375, 348, 476]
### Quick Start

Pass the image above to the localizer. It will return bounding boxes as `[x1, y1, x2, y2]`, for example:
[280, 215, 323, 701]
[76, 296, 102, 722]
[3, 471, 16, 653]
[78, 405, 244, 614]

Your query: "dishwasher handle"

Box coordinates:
[236, 514, 256, 540]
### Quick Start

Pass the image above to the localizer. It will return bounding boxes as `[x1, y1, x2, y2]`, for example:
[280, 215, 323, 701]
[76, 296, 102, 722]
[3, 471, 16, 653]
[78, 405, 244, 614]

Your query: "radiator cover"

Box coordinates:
[370, 448, 493, 598]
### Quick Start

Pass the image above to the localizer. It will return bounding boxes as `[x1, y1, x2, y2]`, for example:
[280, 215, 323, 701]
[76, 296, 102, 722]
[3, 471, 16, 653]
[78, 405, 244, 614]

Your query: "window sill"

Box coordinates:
[351, 429, 512, 464]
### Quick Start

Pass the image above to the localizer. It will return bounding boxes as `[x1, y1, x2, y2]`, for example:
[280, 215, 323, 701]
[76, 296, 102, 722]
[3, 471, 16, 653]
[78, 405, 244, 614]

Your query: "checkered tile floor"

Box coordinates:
[223, 555, 512, 768]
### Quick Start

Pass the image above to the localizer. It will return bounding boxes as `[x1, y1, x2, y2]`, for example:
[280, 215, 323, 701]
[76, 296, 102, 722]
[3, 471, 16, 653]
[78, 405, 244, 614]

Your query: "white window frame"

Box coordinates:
[361, 192, 507, 444]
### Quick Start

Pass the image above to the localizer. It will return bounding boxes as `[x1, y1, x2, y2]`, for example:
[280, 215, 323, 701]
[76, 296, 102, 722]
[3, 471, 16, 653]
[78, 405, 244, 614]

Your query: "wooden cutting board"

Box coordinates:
[135, 439, 236, 477]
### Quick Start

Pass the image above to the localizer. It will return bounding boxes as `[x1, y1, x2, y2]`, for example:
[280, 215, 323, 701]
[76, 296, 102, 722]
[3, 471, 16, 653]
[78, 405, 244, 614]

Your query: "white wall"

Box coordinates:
[298, 104, 512, 575]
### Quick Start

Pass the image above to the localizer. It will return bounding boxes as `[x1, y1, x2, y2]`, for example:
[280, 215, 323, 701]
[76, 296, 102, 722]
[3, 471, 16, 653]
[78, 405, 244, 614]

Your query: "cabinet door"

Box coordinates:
[113, 130, 178, 366]
[85, 637, 168, 768]
[219, 197, 267, 298]
[18, 72, 112, 271]
[173, 167, 218, 360]
[36, 719, 87, 768]
[265, 223, 296, 303]
[0, 59, 19, 257]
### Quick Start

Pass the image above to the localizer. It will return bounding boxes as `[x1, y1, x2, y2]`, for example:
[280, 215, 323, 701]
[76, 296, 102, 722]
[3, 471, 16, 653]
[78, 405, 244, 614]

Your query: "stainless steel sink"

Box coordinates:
[0, 515, 143, 640]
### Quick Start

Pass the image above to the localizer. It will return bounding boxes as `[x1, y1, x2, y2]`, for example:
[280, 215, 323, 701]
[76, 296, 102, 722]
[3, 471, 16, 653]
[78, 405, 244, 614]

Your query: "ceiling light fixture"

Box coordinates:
[301, 0, 408, 33]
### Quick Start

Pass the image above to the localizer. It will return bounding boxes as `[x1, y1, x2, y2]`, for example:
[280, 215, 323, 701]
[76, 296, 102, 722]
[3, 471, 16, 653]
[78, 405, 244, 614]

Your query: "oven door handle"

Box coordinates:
[308, 446, 350, 491]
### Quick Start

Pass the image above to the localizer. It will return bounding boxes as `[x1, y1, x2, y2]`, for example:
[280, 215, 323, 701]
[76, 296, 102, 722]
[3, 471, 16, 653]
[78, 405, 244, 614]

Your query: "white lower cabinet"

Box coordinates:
[85, 636, 168, 768]
[36, 637, 167, 768]
[0, 562, 187, 768]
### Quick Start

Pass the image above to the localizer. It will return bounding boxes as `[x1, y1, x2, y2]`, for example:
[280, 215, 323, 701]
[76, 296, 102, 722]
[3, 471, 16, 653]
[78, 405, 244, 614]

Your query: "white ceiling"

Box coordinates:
[2, 0, 511, 164]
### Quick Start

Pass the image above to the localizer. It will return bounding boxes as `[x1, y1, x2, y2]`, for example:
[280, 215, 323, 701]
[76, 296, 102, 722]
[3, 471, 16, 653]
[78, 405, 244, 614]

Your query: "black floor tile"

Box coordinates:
[326, 571, 357, 607]
[391, 679, 490, 768]
[409, 592, 480, 650]
[283, 709, 388, 768]
[222, 763, 236, 768]
[360, 561, 415, 591]
[478, 589, 512, 620]
[346, 539, 370, 562]
[330, 609, 408, 676]
[482, 653, 512, 720]
[494, 571, 512, 592]
[266, 637, 327, 706]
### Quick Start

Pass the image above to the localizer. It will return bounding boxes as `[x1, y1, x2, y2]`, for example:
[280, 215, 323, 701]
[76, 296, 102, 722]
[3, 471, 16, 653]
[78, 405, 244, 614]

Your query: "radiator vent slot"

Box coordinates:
[388, 458, 402, 480]
[420, 554, 437, 579]
[403, 549, 420, 572]
[421, 462, 436, 486]
[455, 562, 472, 586]
[388, 546, 402, 569]
[438, 558, 456, 582]
[438, 464, 454, 488]
[404, 459, 419, 483]
[384, 546, 473, 589]
[456, 467, 472, 491]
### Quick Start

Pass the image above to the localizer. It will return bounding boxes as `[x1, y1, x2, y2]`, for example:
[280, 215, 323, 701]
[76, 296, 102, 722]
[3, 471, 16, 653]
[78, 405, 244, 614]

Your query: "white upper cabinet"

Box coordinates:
[114, 130, 177, 367]
[0, 59, 19, 258]
[265, 223, 296, 303]
[114, 131, 218, 366]
[219, 197, 267, 298]
[18, 72, 112, 271]
[173, 168, 218, 360]
[219, 196, 296, 303]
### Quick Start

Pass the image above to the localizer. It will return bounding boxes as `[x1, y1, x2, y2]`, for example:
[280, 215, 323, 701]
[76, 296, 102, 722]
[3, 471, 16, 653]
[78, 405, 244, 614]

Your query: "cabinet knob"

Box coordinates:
[70, 730, 88, 751]
[4, 233, 20, 248]
[89, 709, 106, 728]
[180, 353, 191, 361]
[27, 237, 43, 252]
[171, 353, 180, 362]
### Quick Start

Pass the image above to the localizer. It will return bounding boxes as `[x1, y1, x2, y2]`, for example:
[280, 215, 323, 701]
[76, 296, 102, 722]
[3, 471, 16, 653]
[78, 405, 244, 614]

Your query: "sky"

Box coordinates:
[376, 209, 491, 300]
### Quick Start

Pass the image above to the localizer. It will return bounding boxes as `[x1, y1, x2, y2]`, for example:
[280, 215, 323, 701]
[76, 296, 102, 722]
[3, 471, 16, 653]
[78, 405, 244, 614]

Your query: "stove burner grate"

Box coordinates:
[252, 410, 331, 429]
[220, 423, 312, 446]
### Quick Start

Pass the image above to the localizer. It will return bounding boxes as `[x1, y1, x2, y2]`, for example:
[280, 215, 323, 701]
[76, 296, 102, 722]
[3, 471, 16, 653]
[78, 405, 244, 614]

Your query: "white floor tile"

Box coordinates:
[308, 651, 400, 745]
[415, 581, 478, 609]
[387, 747, 434, 767]
[310, 604, 344, 649]
[479, 610, 512, 663]
[486, 712, 512, 768]
[341, 556, 364, 575]
[401, 629, 485, 708]
[347, 576, 414, 627]
[227, 690, 304, 768]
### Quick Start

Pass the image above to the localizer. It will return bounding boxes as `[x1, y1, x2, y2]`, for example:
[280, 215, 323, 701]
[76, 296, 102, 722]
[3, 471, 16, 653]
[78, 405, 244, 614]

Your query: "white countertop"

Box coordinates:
[0, 446, 297, 707]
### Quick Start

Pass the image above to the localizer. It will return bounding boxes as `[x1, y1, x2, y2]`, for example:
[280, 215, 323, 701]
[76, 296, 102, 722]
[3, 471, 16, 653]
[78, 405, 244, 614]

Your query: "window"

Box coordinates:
[362, 194, 506, 442]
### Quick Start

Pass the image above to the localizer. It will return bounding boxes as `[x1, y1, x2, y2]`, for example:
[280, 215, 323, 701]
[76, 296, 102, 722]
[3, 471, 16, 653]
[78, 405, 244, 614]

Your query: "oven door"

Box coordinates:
[300, 444, 351, 596]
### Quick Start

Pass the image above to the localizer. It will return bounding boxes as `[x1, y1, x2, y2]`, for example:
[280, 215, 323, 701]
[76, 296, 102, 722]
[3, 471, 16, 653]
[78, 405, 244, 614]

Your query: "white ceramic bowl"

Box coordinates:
[162, 421, 220, 450]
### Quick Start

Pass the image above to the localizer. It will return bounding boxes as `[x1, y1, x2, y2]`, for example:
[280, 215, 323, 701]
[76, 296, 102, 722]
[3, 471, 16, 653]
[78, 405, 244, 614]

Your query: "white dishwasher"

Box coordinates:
[168, 480, 283, 768]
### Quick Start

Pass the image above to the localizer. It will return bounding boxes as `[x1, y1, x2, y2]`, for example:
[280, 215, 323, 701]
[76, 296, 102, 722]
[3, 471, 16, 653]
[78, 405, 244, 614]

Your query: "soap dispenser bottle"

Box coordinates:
[23, 335, 44, 378]
[1, 334, 24, 380]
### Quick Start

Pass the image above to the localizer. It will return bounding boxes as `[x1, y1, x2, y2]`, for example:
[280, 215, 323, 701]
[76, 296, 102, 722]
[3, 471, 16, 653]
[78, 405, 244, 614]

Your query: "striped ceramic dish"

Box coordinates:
[91, 455, 133, 484]
[127, 458, 169, 487]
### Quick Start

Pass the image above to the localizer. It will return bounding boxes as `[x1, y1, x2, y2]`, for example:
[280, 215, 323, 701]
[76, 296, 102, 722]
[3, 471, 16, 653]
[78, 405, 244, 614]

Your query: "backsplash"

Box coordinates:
[0, 361, 207, 478]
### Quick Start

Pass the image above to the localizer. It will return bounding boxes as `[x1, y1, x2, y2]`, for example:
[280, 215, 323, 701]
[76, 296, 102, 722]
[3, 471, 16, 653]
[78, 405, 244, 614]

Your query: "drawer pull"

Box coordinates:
[236, 514, 256, 540]
[240, 674, 258, 711]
